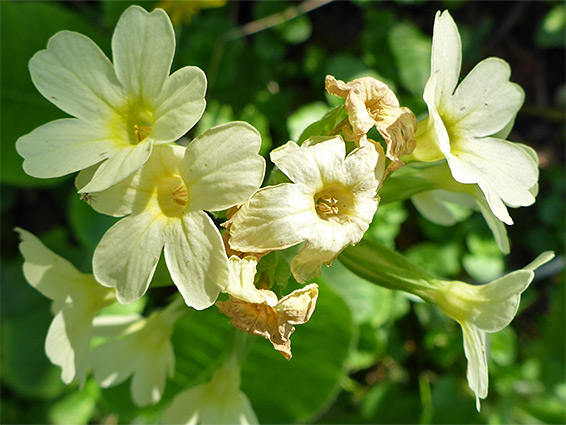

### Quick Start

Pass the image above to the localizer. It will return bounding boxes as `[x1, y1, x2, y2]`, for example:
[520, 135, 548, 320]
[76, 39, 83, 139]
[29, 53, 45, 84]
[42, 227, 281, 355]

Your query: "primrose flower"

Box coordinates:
[406, 11, 538, 225]
[325, 75, 417, 170]
[16, 228, 116, 387]
[16, 5, 206, 193]
[340, 238, 555, 410]
[162, 355, 258, 425]
[217, 256, 319, 359]
[229, 136, 382, 283]
[79, 122, 265, 308]
[430, 251, 554, 410]
[90, 298, 184, 406]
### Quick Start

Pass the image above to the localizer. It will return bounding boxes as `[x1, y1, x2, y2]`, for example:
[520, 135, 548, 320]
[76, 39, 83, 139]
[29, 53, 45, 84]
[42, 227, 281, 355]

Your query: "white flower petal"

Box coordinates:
[448, 137, 538, 213]
[45, 307, 93, 387]
[412, 191, 461, 226]
[423, 74, 452, 156]
[78, 138, 153, 193]
[153, 66, 207, 142]
[164, 211, 230, 310]
[112, 6, 174, 102]
[16, 227, 94, 301]
[229, 184, 316, 252]
[225, 256, 265, 304]
[461, 322, 488, 411]
[291, 220, 354, 283]
[90, 335, 140, 387]
[131, 341, 174, 406]
[17, 119, 121, 179]
[93, 211, 167, 303]
[182, 122, 265, 211]
[29, 31, 123, 120]
[446, 58, 524, 137]
[474, 191, 511, 254]
[270, 138, 345, 190]
[430, 11, 461, 104]
[92, 314, 143, 338]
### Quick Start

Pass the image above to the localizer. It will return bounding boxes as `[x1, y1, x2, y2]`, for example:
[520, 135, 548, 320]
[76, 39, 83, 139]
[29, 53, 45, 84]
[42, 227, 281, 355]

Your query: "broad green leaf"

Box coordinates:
[48, 381, 100, 425]
[298, 104, 347, 144]
[389, 21, 431, 96]
[242, 280, 353, 424]
[288, 102, 329, 141]
[536, 5, 566, 48]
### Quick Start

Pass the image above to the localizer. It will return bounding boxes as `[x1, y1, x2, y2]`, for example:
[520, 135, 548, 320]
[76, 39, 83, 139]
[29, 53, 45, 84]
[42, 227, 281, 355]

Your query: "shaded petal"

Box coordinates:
[448, 137, 538, 221]
[229, 184, 316, 252]
[423, 72, 452, 156]
[270, 138, 345, 190]
[16, 227, 94, 301]
[164, 211, 230, 310]
[412, 190, 463, 226]
[17, 119, 120, 179]
[153, 66, 207, 142]
[44, 308, 90, 386]
[112, 6, 174, 102]
[90, 335, 140, 387]
[29, 31, 123, 120]
[291, 221, 350, 283]
[445, 58, 524, 137]
[93, 211, 167, 303]
[182, 122, 265, 211]
[473, 188, 510, 254]
[78, 138, 153, 193]
[131, 341, 174, 406]
[461, 322, 488, 411]
[430, 11, 461, 103]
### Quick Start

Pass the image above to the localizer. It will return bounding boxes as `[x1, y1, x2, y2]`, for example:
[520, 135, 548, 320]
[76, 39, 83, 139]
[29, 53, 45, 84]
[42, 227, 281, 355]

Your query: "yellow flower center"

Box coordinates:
[314, 185, 353, 223]
[157, 175, 189, 217]
[120, 100, 155, 145]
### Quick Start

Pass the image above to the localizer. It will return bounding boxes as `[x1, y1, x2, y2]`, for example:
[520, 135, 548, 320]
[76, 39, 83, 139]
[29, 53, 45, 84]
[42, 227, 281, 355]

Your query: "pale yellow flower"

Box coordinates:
[229, 136, 382, 283]
[78, 122, 265, 308]
[162, 355, 258, 424]
[16, 228, 115, 387]
[407, 11, 538, 225]
[17, 5, 206, 193]
[90, 298, 184, 406]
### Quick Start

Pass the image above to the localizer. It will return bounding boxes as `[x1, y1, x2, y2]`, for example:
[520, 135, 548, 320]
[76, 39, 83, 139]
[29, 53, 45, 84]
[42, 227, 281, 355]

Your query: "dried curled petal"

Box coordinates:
[217, 257, 319, 360]
[325, 75, 417, 170]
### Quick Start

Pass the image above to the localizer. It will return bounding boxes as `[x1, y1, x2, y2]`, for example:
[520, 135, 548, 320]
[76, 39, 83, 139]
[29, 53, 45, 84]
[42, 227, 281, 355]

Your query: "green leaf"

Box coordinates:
[277, 14, 312, 44]
[406, 242, 462, 278]
[242, 280, 353, 423]
[0, 1, 105, 187]
[288, 102, 330, 141]
[48, 381, 100, 425]
[389, 21, 431, 96]
[1, 262, 66, 399]
[297, 104, 347, 144]
[536, 5, 566, 48]
[463, 233, 504, 283]
[322, 260, 409, 327]
[255, 251, 291, 292]
[68, 191, 119, 254]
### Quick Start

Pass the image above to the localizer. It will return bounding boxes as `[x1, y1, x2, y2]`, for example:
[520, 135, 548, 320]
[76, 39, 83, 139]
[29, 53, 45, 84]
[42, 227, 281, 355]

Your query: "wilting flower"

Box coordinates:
[406, 10, 538, 225]
[79, 122, 265, 308]
[217, 256, 319, 359]
[90, 297, 184, 406]
[16, 5, 206, 193]
[339, 237, 555, 410]
[162, 355, 258, 424]
[325, 75, 417, 170]
[430, 251, 554, 410]
[229, 136, 382, 283]
[16, 227, 116, 387]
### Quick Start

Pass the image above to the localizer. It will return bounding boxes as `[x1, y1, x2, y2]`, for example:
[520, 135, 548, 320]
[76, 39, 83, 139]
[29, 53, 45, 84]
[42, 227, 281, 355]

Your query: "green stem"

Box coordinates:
[339, 238, 441, 302]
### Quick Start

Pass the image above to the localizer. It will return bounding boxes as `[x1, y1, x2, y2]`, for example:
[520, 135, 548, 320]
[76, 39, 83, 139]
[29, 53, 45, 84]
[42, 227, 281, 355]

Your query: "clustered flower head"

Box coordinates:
[15, 3, 553, 420]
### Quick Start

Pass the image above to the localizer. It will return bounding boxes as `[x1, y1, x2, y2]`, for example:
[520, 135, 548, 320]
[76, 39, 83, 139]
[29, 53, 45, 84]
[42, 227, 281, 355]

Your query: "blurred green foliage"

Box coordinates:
[1, 1, 564, 424]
